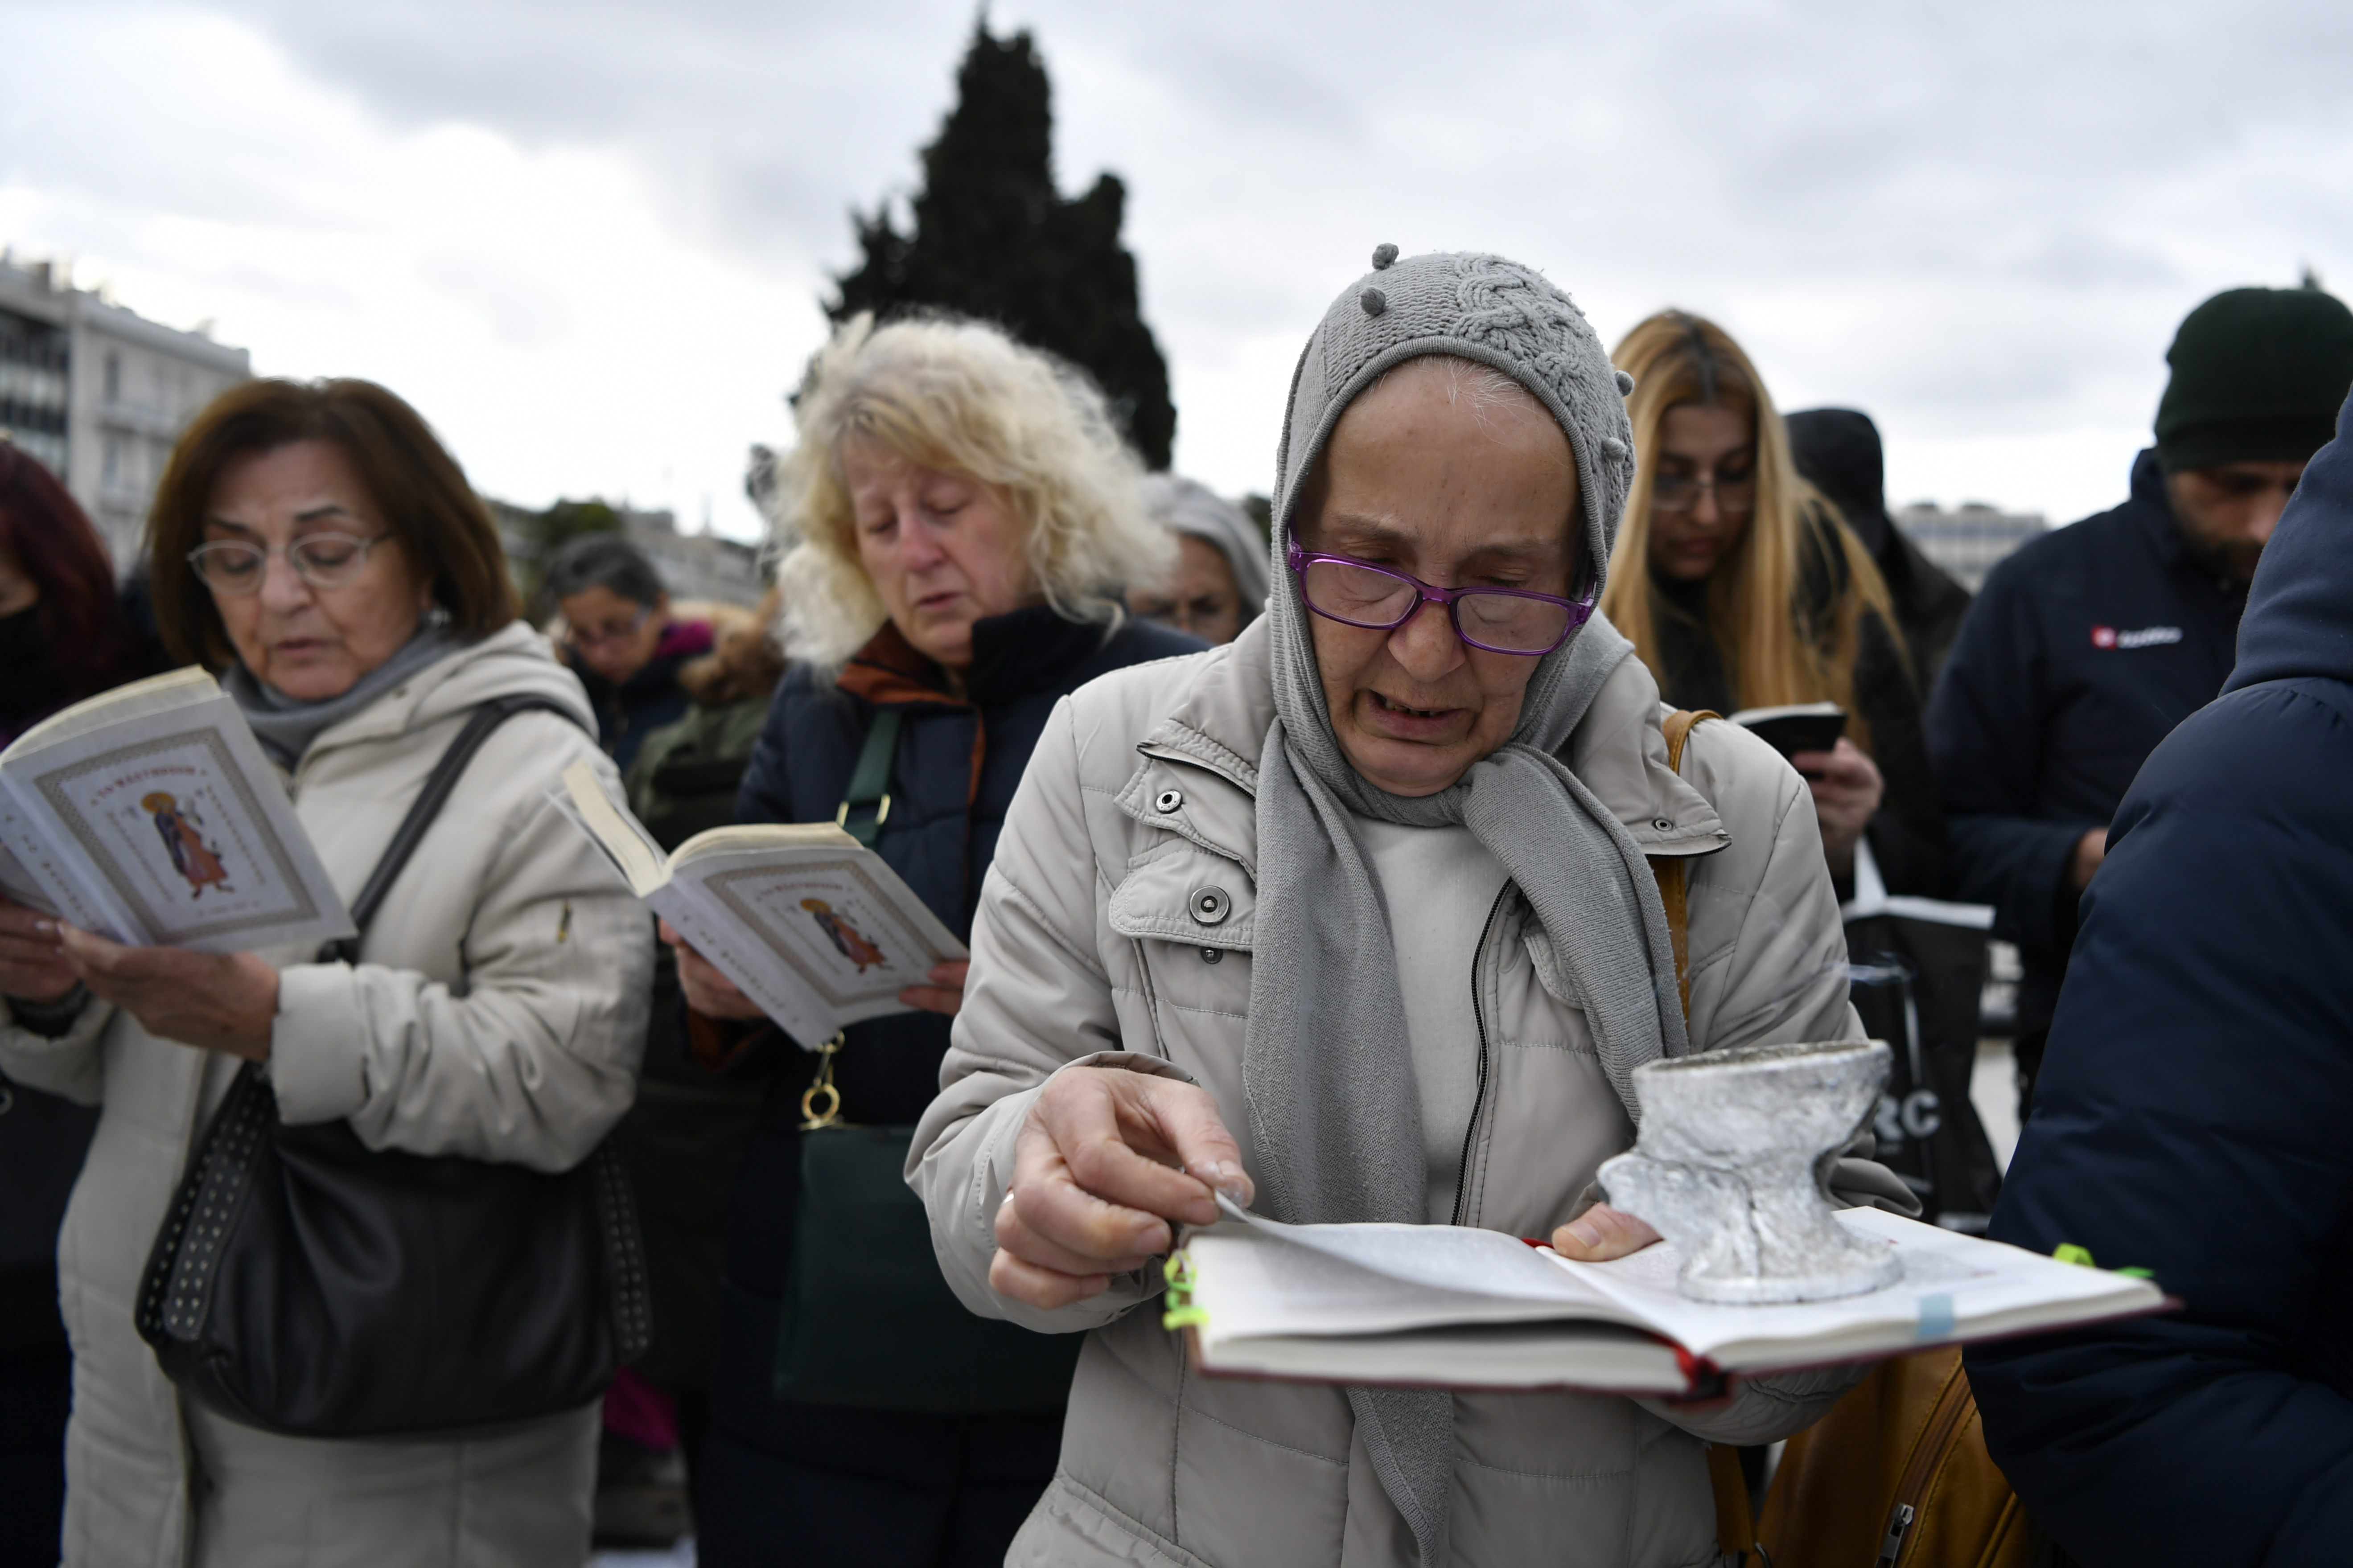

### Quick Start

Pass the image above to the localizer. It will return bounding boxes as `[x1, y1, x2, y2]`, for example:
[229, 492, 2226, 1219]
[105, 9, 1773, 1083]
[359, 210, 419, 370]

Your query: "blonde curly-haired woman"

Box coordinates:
[671, 312, 1199, 1567]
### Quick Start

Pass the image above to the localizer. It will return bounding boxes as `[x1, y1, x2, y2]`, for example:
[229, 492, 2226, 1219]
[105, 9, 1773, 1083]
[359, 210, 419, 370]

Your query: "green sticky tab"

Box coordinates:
[2053, 1244, 2096, 1268]
[2115, 1266, 2155, 1280]
[1162, 1305, 1210, 1332]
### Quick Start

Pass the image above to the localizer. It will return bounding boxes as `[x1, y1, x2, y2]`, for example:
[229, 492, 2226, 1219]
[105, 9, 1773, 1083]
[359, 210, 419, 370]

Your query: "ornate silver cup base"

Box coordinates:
[1597, 1039, 1901, 1305]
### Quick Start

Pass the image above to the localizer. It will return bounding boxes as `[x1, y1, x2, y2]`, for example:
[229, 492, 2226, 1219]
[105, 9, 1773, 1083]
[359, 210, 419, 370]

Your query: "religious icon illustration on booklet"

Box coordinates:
[554, 759, 967, 1045]
[0, 667, 354, 954]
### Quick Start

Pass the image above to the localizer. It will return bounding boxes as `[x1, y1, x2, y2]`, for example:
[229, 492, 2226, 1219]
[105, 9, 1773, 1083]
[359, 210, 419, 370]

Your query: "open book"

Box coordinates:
[1169, 1200, 2167, 1397]
[0, 667, 354, 955]
[558, 760, 967, 1045]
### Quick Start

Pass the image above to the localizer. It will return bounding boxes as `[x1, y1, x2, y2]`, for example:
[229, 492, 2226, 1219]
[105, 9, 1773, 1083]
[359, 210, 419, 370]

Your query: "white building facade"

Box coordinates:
[0, 254, 251, 571]
[1894, 502, 2047, 595]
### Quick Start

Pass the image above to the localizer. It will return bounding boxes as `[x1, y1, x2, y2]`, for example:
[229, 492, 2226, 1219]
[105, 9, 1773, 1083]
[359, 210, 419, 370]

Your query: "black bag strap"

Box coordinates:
[832, 706, 903, 849]
[317, 694, 587, 966]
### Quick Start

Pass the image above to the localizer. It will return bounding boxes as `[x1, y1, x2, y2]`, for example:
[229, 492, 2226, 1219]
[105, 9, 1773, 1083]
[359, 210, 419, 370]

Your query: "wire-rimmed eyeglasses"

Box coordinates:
[1648, 466, 1756, 515]
[186, 534, 387, 596]
[1285, 539, 1596, 657]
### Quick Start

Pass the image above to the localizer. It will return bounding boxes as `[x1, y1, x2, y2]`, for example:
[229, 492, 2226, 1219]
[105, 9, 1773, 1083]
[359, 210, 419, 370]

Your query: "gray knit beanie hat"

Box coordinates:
[1273, 246, 1636, 599]
[1139, 473, 1271, 622]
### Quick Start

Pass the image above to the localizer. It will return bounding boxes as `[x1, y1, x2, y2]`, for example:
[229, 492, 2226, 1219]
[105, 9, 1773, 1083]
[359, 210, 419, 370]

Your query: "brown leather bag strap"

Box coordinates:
[1647, 708, 1720, 1022]
[1708, 1442, 1756, 1559]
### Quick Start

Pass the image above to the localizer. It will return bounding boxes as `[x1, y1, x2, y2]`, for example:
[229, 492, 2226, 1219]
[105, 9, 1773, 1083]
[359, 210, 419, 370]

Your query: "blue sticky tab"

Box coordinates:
[1917, 1293, 1956, 1340]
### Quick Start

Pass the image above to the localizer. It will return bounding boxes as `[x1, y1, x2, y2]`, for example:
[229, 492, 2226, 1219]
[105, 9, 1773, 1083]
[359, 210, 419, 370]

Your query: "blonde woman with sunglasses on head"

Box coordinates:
[1604, 312, 1943, 893]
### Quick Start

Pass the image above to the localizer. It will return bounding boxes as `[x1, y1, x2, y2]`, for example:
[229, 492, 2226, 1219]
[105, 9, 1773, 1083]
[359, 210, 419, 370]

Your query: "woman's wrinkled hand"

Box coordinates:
[900, 960, 968, 1017]
[991, 1068, 1254, 1311]
[660, 920, 766, 1021]
[56, 926, 277, 1059]
[0, 894, 78, 1005]
[1790, 736, 1883, 880]
[1549, 1203, 1664, 1262]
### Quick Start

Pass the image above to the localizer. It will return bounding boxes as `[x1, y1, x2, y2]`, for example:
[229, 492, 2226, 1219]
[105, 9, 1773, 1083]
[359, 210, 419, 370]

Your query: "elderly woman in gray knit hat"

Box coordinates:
[1127, 475, 1271, 644]
[910, 250, 1908, 1567]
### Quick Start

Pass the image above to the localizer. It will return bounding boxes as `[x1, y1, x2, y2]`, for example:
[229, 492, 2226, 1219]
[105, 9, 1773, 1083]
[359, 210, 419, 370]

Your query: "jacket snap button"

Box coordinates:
[1154, 788, 1184, 814]
[1651, 817, 1674, 832]
[1189, 886, 1231, 925]
[1200, 946, 1223, 964]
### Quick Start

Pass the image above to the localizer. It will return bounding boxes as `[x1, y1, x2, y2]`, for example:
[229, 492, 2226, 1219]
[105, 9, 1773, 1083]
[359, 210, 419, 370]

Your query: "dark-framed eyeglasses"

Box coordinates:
[1284, 539, 1596, 657]
[186, 534, 387, 596]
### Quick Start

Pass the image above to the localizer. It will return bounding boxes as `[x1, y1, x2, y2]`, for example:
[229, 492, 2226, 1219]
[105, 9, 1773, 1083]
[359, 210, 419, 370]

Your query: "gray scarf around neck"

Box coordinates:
[226, 620, 459, 768]
[1241, 250, 1687, 1565]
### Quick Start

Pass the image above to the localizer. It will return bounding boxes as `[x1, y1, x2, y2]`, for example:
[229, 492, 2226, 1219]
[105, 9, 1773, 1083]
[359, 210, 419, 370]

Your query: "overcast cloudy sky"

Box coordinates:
[5, 0, 2348, 541]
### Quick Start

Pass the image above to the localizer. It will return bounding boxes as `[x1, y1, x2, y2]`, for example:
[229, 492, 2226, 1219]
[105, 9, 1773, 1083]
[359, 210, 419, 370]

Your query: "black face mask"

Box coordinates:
[0, 604, 66, 728]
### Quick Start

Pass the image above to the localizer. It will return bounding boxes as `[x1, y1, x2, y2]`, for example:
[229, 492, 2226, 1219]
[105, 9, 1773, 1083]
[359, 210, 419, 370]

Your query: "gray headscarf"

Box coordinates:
[1243, 250, 1689, 1564]
[1139, 474, 1271, 624]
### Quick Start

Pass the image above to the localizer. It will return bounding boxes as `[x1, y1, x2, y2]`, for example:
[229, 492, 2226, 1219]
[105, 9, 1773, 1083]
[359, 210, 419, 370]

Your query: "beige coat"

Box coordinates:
[0, 624, 654, 1568]
[911, 617, 1870, 1568]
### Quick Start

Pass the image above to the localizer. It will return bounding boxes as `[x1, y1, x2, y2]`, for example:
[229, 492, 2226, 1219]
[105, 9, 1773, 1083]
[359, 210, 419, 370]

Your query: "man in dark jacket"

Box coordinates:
[1927, 284, 2353, 1103]
[1964, 390, 2353, 1567]
[1786, 406, 1973, 690]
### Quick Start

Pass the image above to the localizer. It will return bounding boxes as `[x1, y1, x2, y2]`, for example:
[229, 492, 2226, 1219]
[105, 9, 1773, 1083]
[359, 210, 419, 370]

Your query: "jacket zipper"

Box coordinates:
[1449, 882, 1516, 1228]
[1873, 1359, 1977, 1566]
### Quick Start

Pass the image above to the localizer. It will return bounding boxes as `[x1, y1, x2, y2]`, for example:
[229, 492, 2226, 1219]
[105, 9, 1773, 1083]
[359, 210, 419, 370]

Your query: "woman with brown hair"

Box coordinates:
[1604, 312, 1942, 890]
[0, 379, 652, 1567]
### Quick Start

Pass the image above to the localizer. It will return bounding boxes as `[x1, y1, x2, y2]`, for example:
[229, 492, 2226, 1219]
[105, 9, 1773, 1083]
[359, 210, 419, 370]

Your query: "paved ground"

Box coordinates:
[1970, 1038, 2023, 1171]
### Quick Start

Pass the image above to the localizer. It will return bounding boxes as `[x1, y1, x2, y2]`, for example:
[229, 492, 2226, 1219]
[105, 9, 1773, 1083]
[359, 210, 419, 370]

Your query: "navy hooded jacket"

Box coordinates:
[1964, 394, 2353, 1566]
[1926, 451, 2246, 1038]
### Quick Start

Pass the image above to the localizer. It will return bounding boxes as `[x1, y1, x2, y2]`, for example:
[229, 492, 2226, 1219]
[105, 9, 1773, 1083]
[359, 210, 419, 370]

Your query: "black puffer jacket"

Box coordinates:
[1966, 396, 2353, 1566]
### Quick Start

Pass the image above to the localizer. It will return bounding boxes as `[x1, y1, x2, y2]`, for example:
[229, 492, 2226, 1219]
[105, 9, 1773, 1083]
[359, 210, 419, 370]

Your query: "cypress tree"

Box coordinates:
[831, 23, 1177, 468]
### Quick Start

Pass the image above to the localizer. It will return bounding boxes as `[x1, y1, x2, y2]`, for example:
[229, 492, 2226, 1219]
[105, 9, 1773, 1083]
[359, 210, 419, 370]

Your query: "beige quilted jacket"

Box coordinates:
[910, 615, 1876, 1568]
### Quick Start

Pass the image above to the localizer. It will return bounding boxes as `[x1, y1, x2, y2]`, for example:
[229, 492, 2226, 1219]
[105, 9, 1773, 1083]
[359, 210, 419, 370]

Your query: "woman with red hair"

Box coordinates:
[0, 440, 150, 747]
[0, 441, 150, 1566]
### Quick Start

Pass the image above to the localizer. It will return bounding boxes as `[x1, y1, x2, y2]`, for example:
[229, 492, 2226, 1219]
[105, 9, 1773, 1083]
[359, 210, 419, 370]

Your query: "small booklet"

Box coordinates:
[1168, 1200, 2167, 1396]
[1727, 702, 1847, 760]
[0, 667, 355, 955]
[558, 760, 968, 1045]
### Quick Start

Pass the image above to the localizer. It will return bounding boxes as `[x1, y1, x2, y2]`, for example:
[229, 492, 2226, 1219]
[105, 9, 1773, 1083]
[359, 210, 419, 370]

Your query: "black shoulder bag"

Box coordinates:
[769, 707, 1082, 1413]
[136, 695, 651, 1437]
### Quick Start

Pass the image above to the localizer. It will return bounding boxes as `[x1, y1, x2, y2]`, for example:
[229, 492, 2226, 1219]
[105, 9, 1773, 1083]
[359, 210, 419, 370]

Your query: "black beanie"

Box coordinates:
[1785, 407, 1886, 518]
[2154, 286, 2353, 472]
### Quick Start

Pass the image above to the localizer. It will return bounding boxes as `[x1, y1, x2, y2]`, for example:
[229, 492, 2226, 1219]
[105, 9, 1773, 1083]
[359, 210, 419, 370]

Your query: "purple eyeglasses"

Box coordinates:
[1285, 538, 1598, 656]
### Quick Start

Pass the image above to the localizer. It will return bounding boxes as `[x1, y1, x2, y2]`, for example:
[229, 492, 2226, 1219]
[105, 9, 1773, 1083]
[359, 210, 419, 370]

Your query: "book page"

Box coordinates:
[669, 844, 967, 1038]
[0, 679, 352, 954]
[1185, 1226, 1638, 1344]
[1205, 1198, 1616, 1309]
[556, 760, 671, 897]
[549, 782, 972, 1045]
[0, 798, 116, 931]
[1551, 1207, 2165, 1369]
[3, 666, 219, 753]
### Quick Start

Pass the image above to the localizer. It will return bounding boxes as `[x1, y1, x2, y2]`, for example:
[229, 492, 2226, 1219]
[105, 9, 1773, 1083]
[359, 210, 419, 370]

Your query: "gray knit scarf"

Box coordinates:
[225, 619, 459, 768]
[1240, 251, 1688, 1566]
